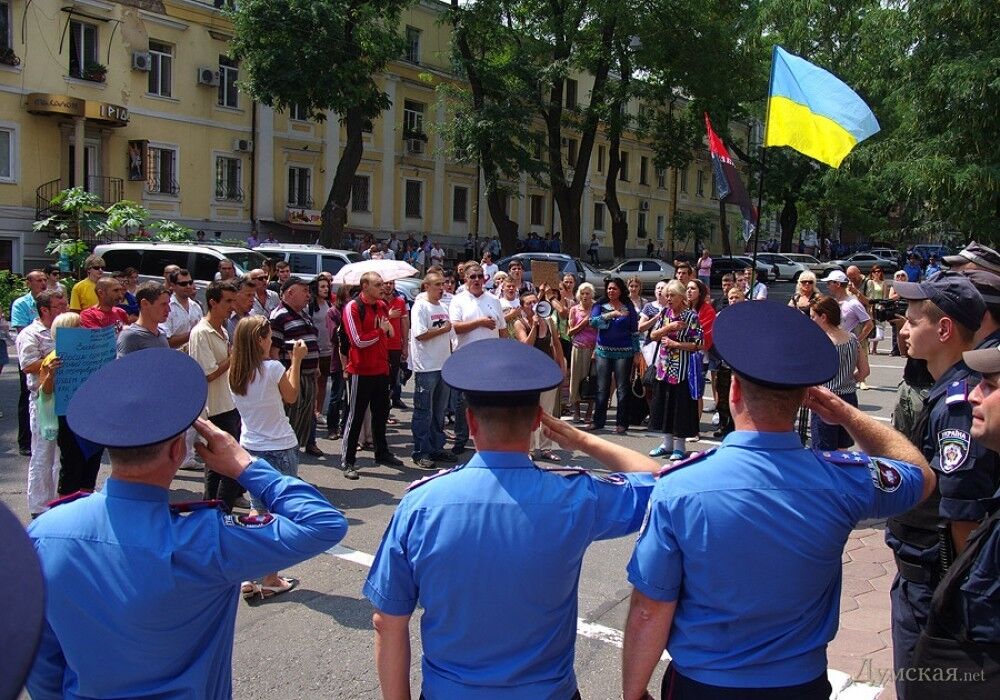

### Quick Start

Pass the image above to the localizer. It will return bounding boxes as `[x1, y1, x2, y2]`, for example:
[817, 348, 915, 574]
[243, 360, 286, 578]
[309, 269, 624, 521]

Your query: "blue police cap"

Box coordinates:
[0, 502, 44, 699]
[890, 271, 985, 332]
[442, 338, 563, 407]
[67, 348, 208, 448]
[713, 301, 838, 389]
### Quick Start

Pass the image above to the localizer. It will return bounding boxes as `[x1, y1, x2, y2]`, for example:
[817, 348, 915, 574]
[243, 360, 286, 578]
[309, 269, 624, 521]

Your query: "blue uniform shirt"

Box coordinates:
[363, 450, 654, 700]
[26, 460, 348, 700]
[628, 431, 924, 688]
[11, 291, 38, 329]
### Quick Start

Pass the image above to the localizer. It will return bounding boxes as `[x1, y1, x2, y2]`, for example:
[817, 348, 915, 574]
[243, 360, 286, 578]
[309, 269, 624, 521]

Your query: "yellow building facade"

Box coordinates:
[0, 0, 747, 272]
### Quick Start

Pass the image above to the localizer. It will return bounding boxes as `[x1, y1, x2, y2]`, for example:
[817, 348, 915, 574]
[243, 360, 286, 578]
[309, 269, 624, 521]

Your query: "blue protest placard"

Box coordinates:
[55, 326, 117, 416]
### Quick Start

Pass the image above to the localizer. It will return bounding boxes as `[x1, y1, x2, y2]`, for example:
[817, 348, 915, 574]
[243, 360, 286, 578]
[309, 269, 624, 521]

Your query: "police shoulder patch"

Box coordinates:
[170, 499, 225, 515]
[656, 448, 716, 478]
[938, 429, 971, 472]
[945, 379, 969, 406]
[867, 458, 903, 493]
[405, 464, 464, 492]
[222, 513, 275, 528]
[813, 449, 870, 467]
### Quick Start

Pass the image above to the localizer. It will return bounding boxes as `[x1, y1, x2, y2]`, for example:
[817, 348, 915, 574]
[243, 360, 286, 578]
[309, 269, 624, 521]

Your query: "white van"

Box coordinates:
[254, 244, 362, 282]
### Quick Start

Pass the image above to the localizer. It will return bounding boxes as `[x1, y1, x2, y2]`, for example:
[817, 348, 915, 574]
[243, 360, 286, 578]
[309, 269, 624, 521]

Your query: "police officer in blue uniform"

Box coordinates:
[363, 339, 659, 700]
[962, 269, 1000, 350]
[26, 349, 349, 699]
[885, 273, 1000, 698]
[895, 344, 1000, 699]
[622, 302, 934, 700]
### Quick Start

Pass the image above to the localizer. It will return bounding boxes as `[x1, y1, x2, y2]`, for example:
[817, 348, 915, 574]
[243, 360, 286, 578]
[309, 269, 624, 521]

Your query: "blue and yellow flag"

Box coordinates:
[764, 46, 880, 168]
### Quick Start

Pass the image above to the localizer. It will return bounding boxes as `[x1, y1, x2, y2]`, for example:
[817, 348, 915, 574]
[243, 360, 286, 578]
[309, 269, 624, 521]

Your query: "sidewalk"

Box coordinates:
[829, 523, 898, 699]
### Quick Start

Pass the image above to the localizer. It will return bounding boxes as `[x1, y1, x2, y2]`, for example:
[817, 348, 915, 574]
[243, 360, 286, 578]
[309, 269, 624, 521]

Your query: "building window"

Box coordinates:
[656, 215, 665, 241]
[565, 78, 578, 109]
[530, 194, 544, 226]
[147, 146, 179, 195]
[453, 186, 468, 222]
[0, 126, 15, 182]
[405, 26, 421, 64]
[290, 103, 310, 122]
[710, 172, 718, 200]
[68, 21, 98, 79]
[680, 167, 688, 193]
[566, 138, 578, 165]
[597, 145, 605, 173]
[697, 169, 705, 197]
[402, 100, 425, 138]
[593, 202, 605, 231]
[351, 175, 370, 212]
[214, 156, 242, 201]
[533, 133, 544, 161]
[287, 167, 312, 207]
[637, 211, 647, 239]
[218, 55, 239, 108]
[656, 167, 666, 189]
[404, 179, 422, 219]
[640, 156, 649, 185]
[619, 151, 629, 181]
[0, 2, 10, 52]
[143, 42, 173, 98]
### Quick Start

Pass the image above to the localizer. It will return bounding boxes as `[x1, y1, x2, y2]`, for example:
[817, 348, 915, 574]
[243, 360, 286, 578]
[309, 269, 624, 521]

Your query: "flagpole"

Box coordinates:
[751, 47, 778, 292]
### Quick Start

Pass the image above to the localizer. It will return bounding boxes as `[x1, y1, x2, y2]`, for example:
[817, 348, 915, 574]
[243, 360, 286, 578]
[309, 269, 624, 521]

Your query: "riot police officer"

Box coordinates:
[885, 273, 1000, 698]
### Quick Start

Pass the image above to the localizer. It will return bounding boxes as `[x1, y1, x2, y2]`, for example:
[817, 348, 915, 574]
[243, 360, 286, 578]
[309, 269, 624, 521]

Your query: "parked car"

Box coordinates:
[910, 244, 951, 263]
[495, 253, 602, 287]
[753, 253, 808, 281]
[782, 253, 842, 278]
[709, 256, 773, 288]
[254, 243, 362, 282]
[831, 252, 899, 275]
[868, 248, 901, 265]
[94, 242, 269, 299]
[603, 258, 676, 292]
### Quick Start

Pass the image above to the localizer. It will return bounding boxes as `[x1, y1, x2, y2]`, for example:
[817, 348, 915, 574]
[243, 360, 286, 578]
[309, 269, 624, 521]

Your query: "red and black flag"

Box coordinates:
[705, 113, 757, 240]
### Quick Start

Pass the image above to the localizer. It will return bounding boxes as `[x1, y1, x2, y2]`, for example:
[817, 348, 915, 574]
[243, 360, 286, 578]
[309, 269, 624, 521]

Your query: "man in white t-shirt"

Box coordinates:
[430, 242, 446, 267]
[409, 272, 457, 469]
[448, 262, 505, 453]
[482, 251, 499, 290]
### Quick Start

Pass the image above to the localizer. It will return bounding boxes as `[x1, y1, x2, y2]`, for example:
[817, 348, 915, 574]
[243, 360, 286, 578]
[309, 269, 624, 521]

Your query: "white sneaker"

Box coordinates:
[315, 414, 327, 427]
[859, 382, 871, 391]
[711, 412, 720, 426]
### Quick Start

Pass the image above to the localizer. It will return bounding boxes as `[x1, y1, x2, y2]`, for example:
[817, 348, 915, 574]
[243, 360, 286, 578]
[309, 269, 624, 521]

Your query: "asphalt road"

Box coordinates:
[0, 281, 906, 699]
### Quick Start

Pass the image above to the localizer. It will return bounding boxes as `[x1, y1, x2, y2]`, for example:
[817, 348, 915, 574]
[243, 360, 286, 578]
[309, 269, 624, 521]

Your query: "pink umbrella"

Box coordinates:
[332, 259, 418, 285]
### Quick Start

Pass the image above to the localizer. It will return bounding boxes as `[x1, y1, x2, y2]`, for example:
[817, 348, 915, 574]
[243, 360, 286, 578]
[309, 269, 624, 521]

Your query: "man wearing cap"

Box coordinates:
[944, 240, 1000, 276]
[269, 276, 324, 457]
[904, 254, 924, 282]
[962, 269, 1000, 350]
[884, 271, 1000, 698]
[924, 255, 943, 280]
[823, 269, 874, 343]
[622, 302, 934, 700]
[25, 349, 349, 699]
[364, 339, 658, 700]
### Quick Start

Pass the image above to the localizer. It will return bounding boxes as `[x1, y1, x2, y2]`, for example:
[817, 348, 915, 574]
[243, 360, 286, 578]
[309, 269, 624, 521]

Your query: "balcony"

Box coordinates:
[35, 176, 124, 242]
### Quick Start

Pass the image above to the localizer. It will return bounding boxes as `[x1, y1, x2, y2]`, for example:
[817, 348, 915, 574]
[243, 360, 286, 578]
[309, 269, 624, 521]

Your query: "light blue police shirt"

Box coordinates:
[363, 450, 655, 700]
[627, 431, 924, 688]
[26, 459, 348, 700]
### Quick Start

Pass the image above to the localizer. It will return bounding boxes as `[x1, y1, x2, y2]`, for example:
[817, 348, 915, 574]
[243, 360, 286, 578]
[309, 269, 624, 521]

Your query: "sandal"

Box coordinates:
[241, 581, 259, 600]
[251, 577, 299, 601]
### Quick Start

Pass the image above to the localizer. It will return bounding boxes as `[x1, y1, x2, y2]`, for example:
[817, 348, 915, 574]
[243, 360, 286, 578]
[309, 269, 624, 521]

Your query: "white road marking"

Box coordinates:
[869, 364, 904, 370]
[326, 544, 882, 697]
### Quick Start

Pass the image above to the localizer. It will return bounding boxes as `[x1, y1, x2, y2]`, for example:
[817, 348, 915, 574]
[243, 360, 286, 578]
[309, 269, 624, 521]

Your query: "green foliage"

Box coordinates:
[33, 187, 104, 237]
[43, 237, 90, 274]
[102, 201, 151, 239]
[149, 220, 195, 242]
[671, 211, 716, 252]
[0, 270, 28, 319]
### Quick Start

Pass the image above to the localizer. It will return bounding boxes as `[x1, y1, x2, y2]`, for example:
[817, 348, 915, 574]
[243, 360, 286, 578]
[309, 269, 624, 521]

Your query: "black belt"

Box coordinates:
[894, 553, 934, 584]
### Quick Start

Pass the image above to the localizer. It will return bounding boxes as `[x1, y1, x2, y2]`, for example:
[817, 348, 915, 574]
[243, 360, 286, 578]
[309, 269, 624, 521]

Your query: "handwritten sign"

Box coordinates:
[531, 260, 561, 290]
[55, 326, 117, 415]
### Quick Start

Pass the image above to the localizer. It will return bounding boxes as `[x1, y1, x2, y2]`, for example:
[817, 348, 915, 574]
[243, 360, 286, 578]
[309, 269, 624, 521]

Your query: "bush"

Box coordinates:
[0, 270, 28, 319]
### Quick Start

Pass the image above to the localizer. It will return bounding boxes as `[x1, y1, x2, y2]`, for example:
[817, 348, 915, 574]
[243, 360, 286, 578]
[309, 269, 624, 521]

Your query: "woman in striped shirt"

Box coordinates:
[809, 295, 870, 449]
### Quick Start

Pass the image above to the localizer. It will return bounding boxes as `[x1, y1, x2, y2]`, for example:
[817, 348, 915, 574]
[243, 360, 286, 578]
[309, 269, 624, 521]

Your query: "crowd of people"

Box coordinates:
[5, 239, 1000, 699]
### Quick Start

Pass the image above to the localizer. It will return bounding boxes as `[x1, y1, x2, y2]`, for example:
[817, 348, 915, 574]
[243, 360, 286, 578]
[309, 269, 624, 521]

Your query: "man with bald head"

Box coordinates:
[248, 268, 280, 317]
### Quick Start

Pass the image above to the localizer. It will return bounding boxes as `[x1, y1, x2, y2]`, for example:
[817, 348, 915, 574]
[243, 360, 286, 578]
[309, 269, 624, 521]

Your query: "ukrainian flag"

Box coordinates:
[764, 46, 880, 168]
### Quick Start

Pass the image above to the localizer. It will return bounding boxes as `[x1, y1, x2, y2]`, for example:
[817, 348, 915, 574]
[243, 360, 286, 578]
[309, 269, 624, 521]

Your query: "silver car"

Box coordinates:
[754, 253, 808, 281]
[782, 253, 842, 279]
[604, 258, 676, 292]
[831, 252, 899, 275]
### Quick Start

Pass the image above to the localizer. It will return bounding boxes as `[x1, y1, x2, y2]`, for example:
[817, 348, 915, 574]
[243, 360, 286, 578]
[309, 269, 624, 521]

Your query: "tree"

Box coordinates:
[229, 0, 410, 248]
[671, 211, 715, 253]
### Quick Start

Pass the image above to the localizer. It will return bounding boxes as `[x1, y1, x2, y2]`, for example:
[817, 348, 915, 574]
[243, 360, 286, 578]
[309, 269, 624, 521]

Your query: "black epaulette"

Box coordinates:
[405, 464, 465, 492]
[538, 465, 590, 477]
[170, 499, 225, 515]
[656, 448, 717, 478]
[812, 449, 870, 467]
[46, 490, 92, 509]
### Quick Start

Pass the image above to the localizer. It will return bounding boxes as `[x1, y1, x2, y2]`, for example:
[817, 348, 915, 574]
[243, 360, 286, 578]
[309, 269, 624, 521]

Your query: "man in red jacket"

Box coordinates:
[341, 272, 404, 479]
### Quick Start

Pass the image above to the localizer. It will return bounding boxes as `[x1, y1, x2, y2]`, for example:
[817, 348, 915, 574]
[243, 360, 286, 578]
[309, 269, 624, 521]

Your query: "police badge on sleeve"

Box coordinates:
[938, 429, 971, 473]
[868, 458, 902, 493]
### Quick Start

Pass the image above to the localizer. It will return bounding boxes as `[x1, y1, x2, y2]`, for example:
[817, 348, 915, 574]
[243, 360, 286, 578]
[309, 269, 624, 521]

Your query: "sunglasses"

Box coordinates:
[174, 280, 194, 287]
[801, 280, 814, 284]
[467, 274, 485, 279]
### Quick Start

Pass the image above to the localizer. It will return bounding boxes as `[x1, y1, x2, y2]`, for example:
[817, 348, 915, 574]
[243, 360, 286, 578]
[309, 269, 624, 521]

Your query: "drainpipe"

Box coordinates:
[249, 100, 257, 231]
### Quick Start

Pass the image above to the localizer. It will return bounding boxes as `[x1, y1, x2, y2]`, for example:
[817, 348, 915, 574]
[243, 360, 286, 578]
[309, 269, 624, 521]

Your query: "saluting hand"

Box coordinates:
[541, 414, 590, 453]
[803, 386, 854, 426]
[193, 418, 253, 480]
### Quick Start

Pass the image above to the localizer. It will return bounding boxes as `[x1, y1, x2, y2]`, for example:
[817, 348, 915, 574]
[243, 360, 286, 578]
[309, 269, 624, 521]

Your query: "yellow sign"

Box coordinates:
[26, 93, 129, 127]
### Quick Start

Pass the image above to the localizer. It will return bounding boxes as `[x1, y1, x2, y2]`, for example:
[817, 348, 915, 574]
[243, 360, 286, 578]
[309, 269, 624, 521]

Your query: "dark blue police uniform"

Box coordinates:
[628, 302, 928, 698]
[363, 339, 655, 699]
[885, 275, 1000, 693]
[24, 349, 349, 699]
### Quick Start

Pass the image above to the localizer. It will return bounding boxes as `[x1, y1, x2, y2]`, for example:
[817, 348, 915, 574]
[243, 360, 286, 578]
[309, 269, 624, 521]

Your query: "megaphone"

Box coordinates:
[534, 300, 553, 318]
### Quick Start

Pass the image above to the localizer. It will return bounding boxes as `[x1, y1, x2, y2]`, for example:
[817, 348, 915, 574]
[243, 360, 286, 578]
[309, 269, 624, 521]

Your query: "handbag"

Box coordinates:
[578, 359, 597, 400]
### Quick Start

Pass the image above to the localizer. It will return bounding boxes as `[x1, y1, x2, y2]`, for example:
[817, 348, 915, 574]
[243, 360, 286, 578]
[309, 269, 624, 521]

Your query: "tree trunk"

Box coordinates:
[485, 183, 518, 254]
[779, 195, 797, 251]
[718, 199, 732, 256]
[319, 109, 364, 249]
[605, 128, 627, 260]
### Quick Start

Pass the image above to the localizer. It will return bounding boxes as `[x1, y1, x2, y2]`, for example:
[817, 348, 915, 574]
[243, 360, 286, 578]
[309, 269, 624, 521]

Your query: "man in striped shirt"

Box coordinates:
[269, 277, 324, 457]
